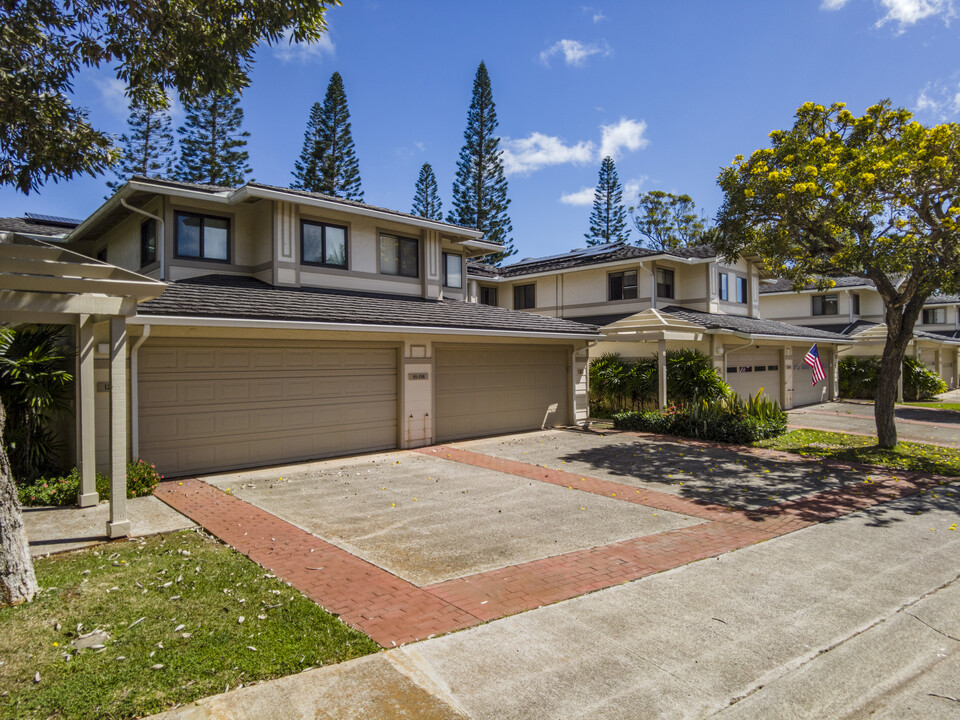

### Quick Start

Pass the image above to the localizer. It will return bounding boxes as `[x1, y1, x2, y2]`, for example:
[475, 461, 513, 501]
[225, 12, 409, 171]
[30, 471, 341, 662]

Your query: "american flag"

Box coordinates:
[804, 344, 826, 385]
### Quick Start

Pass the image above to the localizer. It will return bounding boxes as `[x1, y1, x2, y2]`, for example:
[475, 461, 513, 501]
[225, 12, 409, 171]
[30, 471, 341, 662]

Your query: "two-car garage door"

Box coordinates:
[138, 340, 398, 477]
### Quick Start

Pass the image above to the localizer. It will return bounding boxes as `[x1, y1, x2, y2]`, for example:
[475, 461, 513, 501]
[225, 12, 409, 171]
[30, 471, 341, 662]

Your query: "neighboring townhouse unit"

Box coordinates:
[468, 242, 849, 409]
[2, 177, 599, 479]
[759, 278, 960, 388]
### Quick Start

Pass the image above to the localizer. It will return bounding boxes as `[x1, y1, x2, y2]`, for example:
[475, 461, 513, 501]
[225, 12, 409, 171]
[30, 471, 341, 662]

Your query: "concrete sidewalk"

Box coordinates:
[151, 489, 960, 720]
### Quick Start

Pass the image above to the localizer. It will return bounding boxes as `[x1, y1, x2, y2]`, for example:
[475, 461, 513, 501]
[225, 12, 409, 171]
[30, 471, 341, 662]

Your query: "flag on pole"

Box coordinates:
[804, 344, 826, 385]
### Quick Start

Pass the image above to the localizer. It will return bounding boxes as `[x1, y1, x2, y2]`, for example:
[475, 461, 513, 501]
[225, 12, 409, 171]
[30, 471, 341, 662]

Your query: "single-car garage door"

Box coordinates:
[792, 345, 828, 406]
[435, 345, 569, 442]
[138, 339, 398, 476]
[725, 350, 781, 405]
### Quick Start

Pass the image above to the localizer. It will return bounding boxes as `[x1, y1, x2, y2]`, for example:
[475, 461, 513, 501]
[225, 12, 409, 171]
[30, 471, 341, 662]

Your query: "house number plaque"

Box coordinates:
[408, 372, 429, 380]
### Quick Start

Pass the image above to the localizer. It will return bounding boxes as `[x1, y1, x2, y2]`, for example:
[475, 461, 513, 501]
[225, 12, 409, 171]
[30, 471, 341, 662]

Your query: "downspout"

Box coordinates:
[573, 341, 599, 427]
[130, 325, 150, 460]
[121, 198, 165, 280]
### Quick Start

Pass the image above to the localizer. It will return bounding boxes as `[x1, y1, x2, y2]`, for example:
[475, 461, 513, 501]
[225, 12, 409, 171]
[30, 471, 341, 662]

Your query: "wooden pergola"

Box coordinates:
[0, 234, 166, 537]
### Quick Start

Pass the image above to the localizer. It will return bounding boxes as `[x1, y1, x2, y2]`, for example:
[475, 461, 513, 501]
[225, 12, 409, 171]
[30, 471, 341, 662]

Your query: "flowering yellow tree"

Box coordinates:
[715, 101, 960, 447]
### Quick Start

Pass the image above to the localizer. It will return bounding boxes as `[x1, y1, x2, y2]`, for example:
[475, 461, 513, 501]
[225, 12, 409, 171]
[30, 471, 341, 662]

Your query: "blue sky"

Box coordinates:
[3, 0, 959, 260]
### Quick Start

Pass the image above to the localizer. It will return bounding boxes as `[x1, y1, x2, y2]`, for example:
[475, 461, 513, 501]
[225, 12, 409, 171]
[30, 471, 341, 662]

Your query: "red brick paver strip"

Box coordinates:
[154, 479, 481, 647]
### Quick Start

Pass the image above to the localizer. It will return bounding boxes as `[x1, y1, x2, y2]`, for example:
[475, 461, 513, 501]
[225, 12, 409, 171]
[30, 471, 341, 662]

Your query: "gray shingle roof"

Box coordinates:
[759, 277, 874, 294]
[660, 306, 850, 341]
[0, 217, 75, 237]
[926, 294, 960, 305]
[466, 261, 499, 278]
[797, 319, 878, 336]
[137, 275, 599, 336]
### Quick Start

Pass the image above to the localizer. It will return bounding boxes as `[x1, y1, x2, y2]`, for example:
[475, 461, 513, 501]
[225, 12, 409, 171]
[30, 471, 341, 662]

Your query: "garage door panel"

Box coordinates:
[139, 340, 398, 476]
[792, 346, 827, 406]
[726, 350, 781, 406]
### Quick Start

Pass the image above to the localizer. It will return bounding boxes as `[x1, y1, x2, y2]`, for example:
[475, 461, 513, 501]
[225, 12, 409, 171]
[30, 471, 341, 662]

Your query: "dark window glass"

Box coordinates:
[301, 220, 348, 268]
[609, 270, 638, 300]
[736, 277, 748, 304]
[656, 268, 674, 299]
[443, 253, 463, 288]
[514, 283, 536, 310]
[718, 272, 728, 301]
[768, 364, 779, 371]
[922, 308, 946, 324]
[380, 234, 418, 277]
[175, 211, 230, 262]
[851, 292, 860, 315]
[96, 247, 107, 262]
[812, 294, 838, 316]
[140, 219, 157, 267]
[480, 286, 498, 306]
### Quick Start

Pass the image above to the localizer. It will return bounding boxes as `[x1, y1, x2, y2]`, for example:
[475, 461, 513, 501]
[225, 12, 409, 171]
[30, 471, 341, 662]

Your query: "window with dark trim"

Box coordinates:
[608, 270, 638, 300]
[175, 211, 230, 262]
[923, 307, 947, 324]
[514, 283, 536, 310]
[301, 220, 347, 268]
[718, 272, 728, 301]
[140, 218, 157, 267]
[851, 292, 860, 316]
[380, 234, 419, 277]
[812, 294, 838, 316]
[443, 252, 463, 288]
[736, 276, 748, 304]
[656, 268, 674, 299]
[480, 286, 498, 306]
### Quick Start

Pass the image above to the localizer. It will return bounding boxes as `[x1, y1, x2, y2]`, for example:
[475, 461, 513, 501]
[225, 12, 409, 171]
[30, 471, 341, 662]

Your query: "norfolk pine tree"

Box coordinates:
[107, 99, 175, 194]
[586, 156, 630, 245]
[292, 102, 324, 191]
[449, 62, 514, 264]
[412, 163, 442, 220]
[175, 91, 251, 186]
[715, 101, 960, 447]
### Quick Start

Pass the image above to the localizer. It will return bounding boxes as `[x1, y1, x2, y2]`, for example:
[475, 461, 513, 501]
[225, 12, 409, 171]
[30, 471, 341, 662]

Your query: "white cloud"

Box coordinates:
[622, 177, 647, 201]
[914, 79, 960, 119]
[273, 29, 335, 63]
[95, 77, 129, 118]
[820, 0, 850, 9]
[599, 118, 649, 159]
[501, 132, 596, 175]
[560, 176, 647, 206]
[877, 0, 954, 27]
[580, 5, 606, 22]
[540, 39, 609, 67]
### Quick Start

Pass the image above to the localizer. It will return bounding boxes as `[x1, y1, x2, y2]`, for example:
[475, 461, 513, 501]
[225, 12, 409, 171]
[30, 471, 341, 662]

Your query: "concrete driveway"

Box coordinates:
[790, 400, 960, 447]
[152, 428, 960, 720]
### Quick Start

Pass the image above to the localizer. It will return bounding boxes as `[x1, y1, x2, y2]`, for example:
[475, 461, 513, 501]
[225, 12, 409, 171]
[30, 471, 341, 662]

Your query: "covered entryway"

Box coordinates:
[138, 339, 398, 476]
[434, 345, 570, 442]
[725, 349, 781, 405]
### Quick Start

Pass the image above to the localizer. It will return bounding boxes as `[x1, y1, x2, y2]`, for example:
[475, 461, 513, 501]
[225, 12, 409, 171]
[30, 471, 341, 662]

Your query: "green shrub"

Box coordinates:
[18, 459, 163, 507]
[613, 391, 787, 444]
[839, 355, 947, 401]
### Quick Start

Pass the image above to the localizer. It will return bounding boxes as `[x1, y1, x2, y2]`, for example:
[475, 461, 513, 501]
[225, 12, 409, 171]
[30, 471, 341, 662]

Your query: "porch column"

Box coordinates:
[657, 339, 668, 409]
[936, 348, 943, 381]
[828, 347, 839, 401]
[780, 347, 793, 410]
[76, 315, 98, 507]
[107, 317, 130, 539]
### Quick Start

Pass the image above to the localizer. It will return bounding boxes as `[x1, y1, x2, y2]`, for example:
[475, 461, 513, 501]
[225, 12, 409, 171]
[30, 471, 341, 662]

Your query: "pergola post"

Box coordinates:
[106, 316, 130, 539]
[657, 339, 668, 409]
[76, 314, 98, 507]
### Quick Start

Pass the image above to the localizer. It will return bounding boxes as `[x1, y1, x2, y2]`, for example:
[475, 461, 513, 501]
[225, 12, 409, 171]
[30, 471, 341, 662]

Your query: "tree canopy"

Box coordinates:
[1, 0, 339, 194]
[174, 92, 251, 187]
[630, 190, 706, 250]
[412, 163, 442, 220]
[715, 100, 960, 446]
[585, 156, 630, 245]
[106, 98, 175, 195]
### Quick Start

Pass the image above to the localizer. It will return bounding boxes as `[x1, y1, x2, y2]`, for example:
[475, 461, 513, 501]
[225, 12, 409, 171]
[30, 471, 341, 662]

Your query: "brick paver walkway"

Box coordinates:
[155, 438, 955, 648]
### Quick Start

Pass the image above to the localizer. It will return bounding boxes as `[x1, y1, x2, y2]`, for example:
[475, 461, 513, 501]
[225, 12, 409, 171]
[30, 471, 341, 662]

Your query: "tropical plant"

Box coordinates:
[17, 459, 162, 507]
[0, 326, 73, 481]
[839, 355, 947, 401]
[665, 349, 730, 403]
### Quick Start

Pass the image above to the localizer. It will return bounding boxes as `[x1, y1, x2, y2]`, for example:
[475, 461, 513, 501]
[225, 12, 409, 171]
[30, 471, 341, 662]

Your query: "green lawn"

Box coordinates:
[901, 401, 960, 411]
[755, 429, 960, 477]
[0, 530, 379, 720]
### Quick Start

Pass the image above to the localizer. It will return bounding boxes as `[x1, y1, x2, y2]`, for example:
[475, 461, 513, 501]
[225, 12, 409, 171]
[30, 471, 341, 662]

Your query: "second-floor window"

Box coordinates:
[608, 270, 638, 300]
[480, 286, 498, 306]
[736, 277, 748, 304]
[812, 294, 838, 316]
[851, 292, 860, 315]
[380, 234, 419, 277]
[140, 219, 157, 267]
[656, 268, 674, 299]
[175, 211, 229, 262]
[923, 307, 947, 324]
[443, 252, 463, 288]
[301, 220, 347, 268]
[718, 272, 728, 301]
[514, 283, 535, 310]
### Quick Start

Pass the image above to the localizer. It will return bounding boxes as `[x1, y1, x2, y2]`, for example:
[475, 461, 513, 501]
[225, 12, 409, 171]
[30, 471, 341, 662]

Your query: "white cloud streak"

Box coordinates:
[95, 77, 129, 118]
[540, 39, 609, 67]
[876, 0, 954, 27]
[914, 79, 960, 119]
[820, 0, 850, 10]
[503, 119, 648, 177]
[599, 118, 649, 159]
[273, 29, 335, 63]
[560, 176, 647, 207]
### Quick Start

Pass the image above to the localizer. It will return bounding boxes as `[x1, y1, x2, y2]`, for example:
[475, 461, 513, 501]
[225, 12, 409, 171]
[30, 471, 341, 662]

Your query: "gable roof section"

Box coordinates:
[660, 306, 850, 341]
[135, 275, 600, 337]
[0, 217, 77, 238]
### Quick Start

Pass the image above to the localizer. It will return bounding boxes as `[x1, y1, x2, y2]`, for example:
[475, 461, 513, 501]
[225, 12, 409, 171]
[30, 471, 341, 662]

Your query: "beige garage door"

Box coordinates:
[725, 350, 781, 406]
[792, 345, 828, 406]
[435, 345, 570, 442]
[138, 339, 397, 477]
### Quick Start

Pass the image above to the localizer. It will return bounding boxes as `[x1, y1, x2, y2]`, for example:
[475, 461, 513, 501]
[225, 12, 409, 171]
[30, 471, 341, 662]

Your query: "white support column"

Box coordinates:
[782, 347, 794, 410]
[936, 348, 943, 382]
[828, 347, 839, 401]
[107, 317, 130, 539]
[76, 314, 98, 507]
[657, 339, 668, 409]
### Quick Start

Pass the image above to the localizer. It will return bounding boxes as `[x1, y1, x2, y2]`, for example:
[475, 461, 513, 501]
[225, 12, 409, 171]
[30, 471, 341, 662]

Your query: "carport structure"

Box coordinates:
[0, 234, 166, 537]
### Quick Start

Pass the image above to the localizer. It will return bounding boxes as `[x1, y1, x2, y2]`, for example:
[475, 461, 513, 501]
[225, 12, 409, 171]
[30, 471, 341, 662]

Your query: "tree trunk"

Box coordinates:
[874, 339, 906, 448]
[0, 403, 38, 606]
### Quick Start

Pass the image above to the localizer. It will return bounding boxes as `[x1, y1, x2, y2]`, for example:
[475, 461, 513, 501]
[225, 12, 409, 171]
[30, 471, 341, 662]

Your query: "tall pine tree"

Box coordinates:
[585, 156, 630, 245]
[292, 72, 362, 200]
[174, 91, 250, 186]
[412, 162, 442, 220]
[448, 61, 513, 264]
[107, 98, 175, 194]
